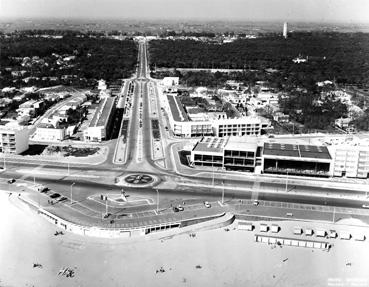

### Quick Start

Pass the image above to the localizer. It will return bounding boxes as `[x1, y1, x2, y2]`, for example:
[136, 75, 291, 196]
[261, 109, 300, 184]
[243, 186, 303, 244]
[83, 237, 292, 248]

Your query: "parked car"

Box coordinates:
[204, 201, 211, 208]
[8, 178, 16, 184]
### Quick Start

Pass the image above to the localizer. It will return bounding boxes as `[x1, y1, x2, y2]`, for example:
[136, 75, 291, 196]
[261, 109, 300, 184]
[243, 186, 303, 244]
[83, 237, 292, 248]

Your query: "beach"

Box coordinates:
[1, 193, 369, 287]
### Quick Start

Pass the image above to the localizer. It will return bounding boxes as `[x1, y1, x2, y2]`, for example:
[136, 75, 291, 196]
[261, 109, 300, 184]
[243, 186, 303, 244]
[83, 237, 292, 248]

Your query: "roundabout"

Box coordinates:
[117, 173, 159, 187]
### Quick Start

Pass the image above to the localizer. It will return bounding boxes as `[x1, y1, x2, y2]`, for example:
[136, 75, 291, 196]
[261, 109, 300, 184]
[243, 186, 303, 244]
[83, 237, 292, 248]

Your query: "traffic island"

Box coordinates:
[116, 173, 159, 187]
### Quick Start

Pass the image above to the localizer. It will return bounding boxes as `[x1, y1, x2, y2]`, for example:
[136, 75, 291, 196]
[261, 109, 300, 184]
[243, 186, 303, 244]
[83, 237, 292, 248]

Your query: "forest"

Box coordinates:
[0, 31, 138, 89]
[149, 32, 369, 87]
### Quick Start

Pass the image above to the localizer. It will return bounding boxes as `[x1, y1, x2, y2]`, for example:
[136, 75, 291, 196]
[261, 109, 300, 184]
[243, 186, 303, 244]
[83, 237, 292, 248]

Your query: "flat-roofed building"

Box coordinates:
[0, 126, 29, 154]
[191, 137, 228, 168]
[84, 96, 116, 142]
[331, 145, 369, 178]
[165, 94, 213, 137]
[224, 137, 258, 172]
[34, 123, 66, 142]
[262, 143, 331, 177]
[164, 94, 270, 138]
[191, 136, 258, 172]
[213, 117, 271, 137]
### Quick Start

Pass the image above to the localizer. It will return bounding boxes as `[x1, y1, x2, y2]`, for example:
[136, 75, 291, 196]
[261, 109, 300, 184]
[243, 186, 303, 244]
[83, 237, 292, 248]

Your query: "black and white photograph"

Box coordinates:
[0, 0, 369, 286]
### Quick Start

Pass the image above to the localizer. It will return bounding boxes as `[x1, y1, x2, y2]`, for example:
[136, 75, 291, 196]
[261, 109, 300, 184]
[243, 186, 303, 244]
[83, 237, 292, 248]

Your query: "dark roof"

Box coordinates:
[89, 97, 115, 128]
[167, 94, 189, 122]
[263, 143, 331, 160]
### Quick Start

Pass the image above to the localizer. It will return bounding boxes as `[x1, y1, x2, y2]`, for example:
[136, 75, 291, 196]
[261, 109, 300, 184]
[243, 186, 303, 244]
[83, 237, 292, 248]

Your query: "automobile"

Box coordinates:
[165, 126, 169, 130]
[362, 204, 369, 209]
[8, 178, 16, 184]
[173, 207, 180, 212]
[253, 200, 259, 206]
[49, 193, 61, 199]
[204, 201, 211, 208]
[177, 205, 184, 211]
[57, 196, 68, 202]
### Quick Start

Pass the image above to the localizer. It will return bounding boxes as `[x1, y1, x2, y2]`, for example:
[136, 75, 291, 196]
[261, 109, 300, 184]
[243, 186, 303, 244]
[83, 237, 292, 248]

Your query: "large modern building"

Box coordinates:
[164, 94, 270, 138]
[0, 126, 29, 154]
[84, 96, 116, 142]
[191, 136, 332, 176]
[262, 143, 332, 177]
[191, 136, 259, 172]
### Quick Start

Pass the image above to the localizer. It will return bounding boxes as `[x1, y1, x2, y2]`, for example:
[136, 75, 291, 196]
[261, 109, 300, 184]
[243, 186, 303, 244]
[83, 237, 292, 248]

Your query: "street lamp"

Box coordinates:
[70, 182, 75, 204]
[221, 180, 225, 205]
[285, 171, 289, 192]
[156, 189, 159, 213]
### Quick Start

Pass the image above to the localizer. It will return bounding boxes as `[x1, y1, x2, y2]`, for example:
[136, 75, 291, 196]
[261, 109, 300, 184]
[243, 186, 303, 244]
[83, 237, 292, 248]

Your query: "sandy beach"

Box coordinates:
[1, 192, 369, 287]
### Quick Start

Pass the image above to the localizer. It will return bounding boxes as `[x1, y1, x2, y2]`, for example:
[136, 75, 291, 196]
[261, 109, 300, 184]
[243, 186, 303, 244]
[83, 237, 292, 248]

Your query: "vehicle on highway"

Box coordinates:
[362, 204, 369, 208]
[253, 200, 259, 206]
[204, 201, 211, 208]
[8, 178, 16, 184]
[57, 197, 68, 203]
[38, 185, 49, 193]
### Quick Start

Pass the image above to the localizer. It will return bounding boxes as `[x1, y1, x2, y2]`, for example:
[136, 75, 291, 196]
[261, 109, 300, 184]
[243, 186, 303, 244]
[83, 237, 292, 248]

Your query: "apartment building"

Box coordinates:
[0, 126, 29, 154]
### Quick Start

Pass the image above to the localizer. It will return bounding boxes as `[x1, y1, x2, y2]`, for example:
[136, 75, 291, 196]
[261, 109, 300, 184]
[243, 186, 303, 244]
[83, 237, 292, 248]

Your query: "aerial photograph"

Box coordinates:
[0, 0, 369, 286]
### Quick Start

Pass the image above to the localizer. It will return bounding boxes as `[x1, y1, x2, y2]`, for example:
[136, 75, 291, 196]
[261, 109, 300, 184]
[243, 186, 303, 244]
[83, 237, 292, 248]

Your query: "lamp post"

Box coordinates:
[221, 180, 225, 205]
[285, 171, 289, 192]
[156, 189, 159, 213]
[70, 182, 75, 204]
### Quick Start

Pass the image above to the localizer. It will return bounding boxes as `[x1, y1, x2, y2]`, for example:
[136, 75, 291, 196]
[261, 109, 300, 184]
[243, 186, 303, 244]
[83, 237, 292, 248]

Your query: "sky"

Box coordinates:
[0, 0, 368, 23]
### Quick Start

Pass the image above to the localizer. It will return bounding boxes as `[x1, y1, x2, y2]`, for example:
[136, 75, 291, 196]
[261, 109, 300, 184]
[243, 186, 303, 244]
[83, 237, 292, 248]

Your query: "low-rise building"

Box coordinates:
[83, 96, 116, 142]
[262, 143, 331, 177]
[34, 123, 66, 142]
[191, 136, 258, 172]
[0, 126, 29, 154]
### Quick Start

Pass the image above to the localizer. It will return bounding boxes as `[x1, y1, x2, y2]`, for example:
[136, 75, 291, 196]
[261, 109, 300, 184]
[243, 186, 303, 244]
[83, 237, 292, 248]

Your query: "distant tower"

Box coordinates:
[283, 22, 288, 39]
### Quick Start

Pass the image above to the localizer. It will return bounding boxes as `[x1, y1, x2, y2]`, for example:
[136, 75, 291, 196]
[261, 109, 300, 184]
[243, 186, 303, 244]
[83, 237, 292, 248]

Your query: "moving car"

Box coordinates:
[204, 201, 211, 208]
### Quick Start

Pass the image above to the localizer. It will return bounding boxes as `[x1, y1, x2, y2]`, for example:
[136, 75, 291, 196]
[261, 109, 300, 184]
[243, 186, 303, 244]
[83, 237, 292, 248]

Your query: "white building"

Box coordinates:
[212, 117, 271, 137]
[162, 77, 179, 93]
[84, 97, 116, 142]
[331, 144, 369, 178]
[0, 126, 29, 154]
[34, 124, 66, 142]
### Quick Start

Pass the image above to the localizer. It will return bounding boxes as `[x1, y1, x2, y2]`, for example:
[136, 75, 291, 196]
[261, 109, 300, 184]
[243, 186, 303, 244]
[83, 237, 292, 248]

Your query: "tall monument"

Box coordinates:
[283, 22, 288, 39]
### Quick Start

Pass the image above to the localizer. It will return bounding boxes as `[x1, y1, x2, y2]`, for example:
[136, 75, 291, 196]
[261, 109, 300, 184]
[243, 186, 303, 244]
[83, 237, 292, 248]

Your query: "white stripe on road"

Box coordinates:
[16, 169, 99, 178]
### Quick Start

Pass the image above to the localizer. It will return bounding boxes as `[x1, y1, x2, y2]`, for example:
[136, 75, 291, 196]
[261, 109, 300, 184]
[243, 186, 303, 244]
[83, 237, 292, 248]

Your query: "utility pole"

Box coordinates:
[70, 182, 75, 204]
[156, 189, 159, 213]
[212, 166, 215, 187]
[285, 171, 289, 192]
[221, 180, 225, 204]
[105, 196, 108, 216]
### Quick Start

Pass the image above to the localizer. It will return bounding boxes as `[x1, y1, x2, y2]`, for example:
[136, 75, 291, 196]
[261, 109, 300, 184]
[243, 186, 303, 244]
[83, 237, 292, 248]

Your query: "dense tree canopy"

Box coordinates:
[149, 32, 369, 86]
[0, 32, 138, 89]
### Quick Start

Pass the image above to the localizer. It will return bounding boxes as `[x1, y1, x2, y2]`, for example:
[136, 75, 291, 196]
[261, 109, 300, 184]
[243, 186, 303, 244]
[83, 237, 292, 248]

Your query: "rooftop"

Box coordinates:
[193, 137, 229, 154]
[263, 143, 331, 160]
[167, 94, 189, 122]
[225, 136, 258, 152]
[89, 97, 116, 128]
